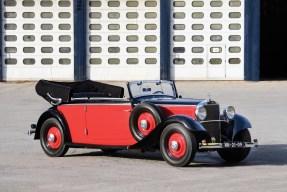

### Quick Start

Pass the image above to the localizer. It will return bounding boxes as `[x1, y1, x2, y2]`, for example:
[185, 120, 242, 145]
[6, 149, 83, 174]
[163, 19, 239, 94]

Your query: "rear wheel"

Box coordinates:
[217, 129, 251, 163]
[160, 123, 197, 167]
[40, 118, 69, 157]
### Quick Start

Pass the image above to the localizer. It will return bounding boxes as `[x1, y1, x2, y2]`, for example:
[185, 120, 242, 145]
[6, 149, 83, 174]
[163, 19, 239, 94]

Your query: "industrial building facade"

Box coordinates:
[0, 0, 261, 81]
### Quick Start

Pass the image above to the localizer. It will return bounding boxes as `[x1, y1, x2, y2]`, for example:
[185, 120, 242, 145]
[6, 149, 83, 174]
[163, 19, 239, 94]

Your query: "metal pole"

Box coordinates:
[74, 0, 87, 81]
[244, 0, 260, 81]
[160, 0, 171, 80]
[0, 1, 3, 81]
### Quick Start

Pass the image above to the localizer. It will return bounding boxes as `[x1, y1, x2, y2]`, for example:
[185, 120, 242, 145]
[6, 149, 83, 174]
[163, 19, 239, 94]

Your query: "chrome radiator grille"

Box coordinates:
[201, 103, 221, 142]
[204, 103, 220, 120]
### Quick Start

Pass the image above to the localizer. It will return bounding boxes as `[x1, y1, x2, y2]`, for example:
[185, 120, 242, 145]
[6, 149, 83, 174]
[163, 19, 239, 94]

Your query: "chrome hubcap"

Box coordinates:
[170, 141, 179, 151]
[48, 134, 55, 143]
[140, 120, 148, 130]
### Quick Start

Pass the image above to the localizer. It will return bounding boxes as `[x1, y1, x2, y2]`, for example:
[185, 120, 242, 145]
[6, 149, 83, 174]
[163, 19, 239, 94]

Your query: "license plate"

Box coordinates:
[222, 142, 246, 148]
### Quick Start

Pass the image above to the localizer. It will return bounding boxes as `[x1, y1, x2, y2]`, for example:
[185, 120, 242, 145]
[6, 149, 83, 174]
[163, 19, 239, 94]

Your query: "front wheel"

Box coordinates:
[40, 118, 69, 157]
[217, 129, 251, 163]
[160, 123, 197, 167]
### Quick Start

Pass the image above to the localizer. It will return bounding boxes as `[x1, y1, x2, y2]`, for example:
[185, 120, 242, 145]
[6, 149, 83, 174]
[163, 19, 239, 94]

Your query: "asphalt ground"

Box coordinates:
[0, 80, 287, 192]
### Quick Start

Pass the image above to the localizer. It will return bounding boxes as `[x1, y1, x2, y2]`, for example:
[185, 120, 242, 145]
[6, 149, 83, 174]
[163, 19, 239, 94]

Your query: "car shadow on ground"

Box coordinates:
[66, 144, 287, 167]
[189, 144, 287, 167]
[66, 149, 164, 161]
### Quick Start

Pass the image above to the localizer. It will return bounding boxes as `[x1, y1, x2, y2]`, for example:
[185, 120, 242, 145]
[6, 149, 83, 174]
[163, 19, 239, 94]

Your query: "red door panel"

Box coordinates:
[86, 104, 137, 146]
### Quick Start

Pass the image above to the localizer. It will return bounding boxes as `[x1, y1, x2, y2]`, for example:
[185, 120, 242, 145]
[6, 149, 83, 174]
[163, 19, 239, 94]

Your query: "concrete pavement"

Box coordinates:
[0, 80, 287, 192]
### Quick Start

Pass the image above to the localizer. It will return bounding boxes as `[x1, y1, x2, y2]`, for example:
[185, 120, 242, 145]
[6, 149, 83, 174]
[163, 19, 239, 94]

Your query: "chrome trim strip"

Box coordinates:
[60, 103, 131, 106]
[155, 104, 197, 107]
[71, 97, 129, 101]
[197, 100, 208, 108]
[90, 97, 129, 101]
[71, 97, 89, 101]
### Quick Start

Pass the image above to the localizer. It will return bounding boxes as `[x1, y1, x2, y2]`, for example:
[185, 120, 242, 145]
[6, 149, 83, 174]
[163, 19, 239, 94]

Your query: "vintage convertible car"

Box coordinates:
[29, 80, 258, 167]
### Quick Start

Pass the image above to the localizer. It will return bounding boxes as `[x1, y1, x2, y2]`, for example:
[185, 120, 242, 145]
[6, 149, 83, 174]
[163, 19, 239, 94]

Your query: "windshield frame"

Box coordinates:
[127, 80, 178, 99]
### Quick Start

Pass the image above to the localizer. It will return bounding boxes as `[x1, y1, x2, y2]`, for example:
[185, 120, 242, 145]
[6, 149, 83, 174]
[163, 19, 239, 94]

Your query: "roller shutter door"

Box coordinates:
[170, 0, 244, 80]
[87, 0, 160, 80]
[1, 0, 74, 80]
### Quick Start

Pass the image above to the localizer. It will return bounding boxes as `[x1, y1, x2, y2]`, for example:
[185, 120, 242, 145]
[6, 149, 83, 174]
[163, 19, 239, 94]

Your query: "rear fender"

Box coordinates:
[34, 107, 71, 142]
[129, 115, 208, 149]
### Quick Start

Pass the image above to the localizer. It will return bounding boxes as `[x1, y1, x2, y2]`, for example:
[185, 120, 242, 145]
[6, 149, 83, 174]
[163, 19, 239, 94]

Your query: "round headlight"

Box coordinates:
[224, 106, 235, 120]
[195, 106, 207, 121]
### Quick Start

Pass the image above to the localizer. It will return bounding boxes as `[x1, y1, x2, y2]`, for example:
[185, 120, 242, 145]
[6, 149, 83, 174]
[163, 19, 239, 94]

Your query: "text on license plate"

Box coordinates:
[222, 142, 246, 148]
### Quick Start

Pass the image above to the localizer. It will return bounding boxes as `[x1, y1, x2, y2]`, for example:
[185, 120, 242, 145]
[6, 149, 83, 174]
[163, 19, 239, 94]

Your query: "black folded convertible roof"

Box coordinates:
[35, 79, 124, 104]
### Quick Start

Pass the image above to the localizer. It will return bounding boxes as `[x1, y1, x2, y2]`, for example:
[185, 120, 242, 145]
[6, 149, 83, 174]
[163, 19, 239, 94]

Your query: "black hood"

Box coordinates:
[135, 97, 205, 106]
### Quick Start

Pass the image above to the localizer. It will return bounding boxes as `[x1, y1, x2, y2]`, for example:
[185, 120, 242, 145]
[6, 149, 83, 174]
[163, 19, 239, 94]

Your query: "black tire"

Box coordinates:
[217, 129, 251, 163]
[129, 102, 162, 141]
[160, 123, 197, 167]
[40, 118, 69, 157]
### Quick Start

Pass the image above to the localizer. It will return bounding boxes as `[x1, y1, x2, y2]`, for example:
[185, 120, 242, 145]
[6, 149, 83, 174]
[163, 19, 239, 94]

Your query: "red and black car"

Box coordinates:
[29, 80, 258, 167]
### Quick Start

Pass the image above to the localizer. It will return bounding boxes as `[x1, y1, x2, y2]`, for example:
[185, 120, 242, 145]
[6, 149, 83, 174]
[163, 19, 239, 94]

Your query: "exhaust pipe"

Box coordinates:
[28, 130, 36, 135]
[28, 124, 37, 135]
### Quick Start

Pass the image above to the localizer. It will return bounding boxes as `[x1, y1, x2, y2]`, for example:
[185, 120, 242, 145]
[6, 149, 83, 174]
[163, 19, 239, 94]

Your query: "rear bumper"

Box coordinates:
[199, 139, 258, 149]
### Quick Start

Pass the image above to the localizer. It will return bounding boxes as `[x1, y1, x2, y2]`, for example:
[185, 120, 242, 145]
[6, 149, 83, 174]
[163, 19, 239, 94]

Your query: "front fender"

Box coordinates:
[221, 114, 252, 140]
[232, 114, 252, 138]
[34, 107, 71, 142]
[129, 115, 208, 149]
[163, 115, 206, 132]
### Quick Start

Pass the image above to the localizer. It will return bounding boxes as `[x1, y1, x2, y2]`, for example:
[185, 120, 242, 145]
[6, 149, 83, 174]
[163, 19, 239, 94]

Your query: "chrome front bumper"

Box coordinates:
[199, 139, 258, 149]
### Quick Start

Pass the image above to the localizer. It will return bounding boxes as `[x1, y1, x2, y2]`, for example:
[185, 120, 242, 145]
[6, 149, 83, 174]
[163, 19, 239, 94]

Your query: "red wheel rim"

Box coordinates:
[168, 132, 187, 158]
[137, 112, 156, 136]
[47, 127, 62, 149]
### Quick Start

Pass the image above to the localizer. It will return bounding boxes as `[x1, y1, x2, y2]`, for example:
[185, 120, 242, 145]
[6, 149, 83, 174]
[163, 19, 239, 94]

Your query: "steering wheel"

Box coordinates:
[153, 91, 164, 95]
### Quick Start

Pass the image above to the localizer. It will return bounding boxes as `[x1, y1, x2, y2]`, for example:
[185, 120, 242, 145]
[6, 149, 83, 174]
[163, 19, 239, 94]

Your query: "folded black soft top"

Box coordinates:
[35, 79, 125, 105]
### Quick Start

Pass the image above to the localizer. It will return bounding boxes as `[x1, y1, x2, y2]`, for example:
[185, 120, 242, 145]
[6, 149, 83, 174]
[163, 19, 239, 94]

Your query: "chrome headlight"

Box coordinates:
[195, 106, 207, 121]
[224, 106, 235, 120]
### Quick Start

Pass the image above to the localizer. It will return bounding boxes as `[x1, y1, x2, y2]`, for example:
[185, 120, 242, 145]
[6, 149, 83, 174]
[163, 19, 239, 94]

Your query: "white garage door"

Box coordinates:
[1, 0, 74, 81]
[170, 0, 244, 80]
[86, 0, 160, 80]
